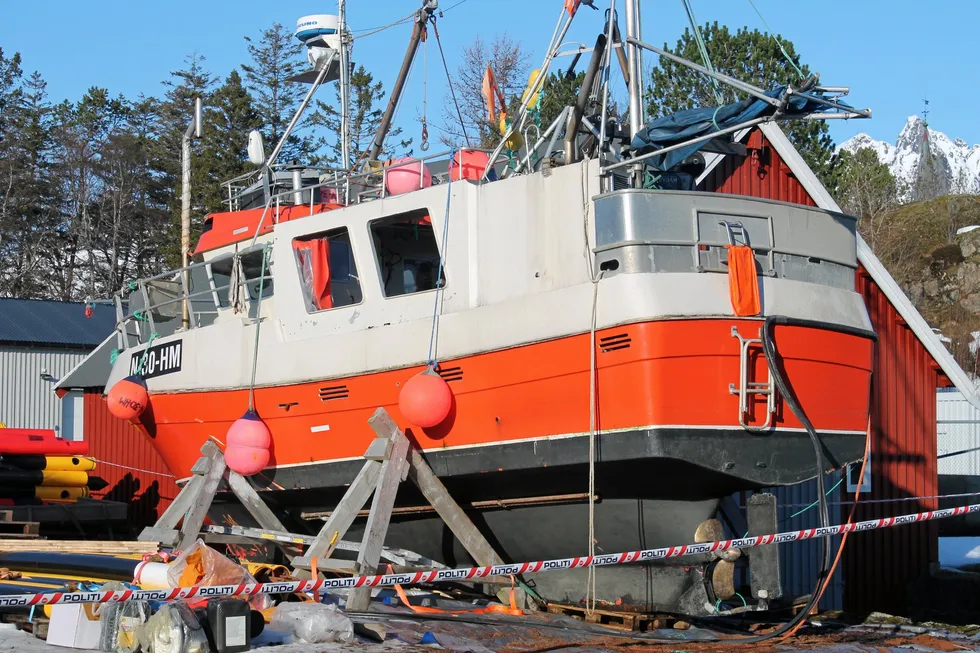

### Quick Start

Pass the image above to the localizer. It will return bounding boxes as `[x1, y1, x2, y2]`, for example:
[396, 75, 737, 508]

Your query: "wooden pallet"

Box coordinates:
[546, 604, 674, 631]
[0, 510, 39, 538]
[0, 540, 158, 555]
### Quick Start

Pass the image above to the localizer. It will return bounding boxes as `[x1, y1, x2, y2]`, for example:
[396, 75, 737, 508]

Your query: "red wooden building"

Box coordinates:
[699, 123, 976, 614]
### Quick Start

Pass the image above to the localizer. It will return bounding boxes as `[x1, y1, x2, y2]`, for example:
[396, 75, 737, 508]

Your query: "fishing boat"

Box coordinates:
[61, 0, 875, 612]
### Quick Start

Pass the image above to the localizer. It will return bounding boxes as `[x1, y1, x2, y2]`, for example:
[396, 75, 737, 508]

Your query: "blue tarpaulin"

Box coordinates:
[631, 85, 848, 171]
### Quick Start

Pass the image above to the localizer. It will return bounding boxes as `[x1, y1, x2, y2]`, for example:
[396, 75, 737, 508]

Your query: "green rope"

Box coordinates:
[134, 332, 161, 377]
[681, 0, 724, 106]
[745, 0, 806, 81]
[109, 349, 121, 365]
[742, 476, 846, 537]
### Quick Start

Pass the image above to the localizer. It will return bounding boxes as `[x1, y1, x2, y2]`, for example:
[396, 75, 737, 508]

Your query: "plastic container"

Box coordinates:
[206, 599, 250, 653]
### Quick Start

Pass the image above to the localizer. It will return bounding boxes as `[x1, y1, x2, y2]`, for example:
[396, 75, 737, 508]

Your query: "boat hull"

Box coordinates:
[139, 316, 871, 611]
[141, 317, 873, 486]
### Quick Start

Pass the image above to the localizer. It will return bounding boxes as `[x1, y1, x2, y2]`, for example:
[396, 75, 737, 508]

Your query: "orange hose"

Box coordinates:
[778, 416, 871, 640]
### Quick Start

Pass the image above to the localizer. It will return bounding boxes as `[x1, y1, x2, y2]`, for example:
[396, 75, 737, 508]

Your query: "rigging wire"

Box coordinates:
[352, 10, 417, 40]
[425, 153, 456, 368]
[247, 245, 271, 412]
[420, 31, 429, 151]
[681, 0, 725, 105]
[744, 0, 806, 80]
[430, 18, 469, 146]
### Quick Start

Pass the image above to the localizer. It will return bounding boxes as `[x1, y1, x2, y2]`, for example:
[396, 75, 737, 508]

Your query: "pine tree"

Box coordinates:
[198, 71, 260, 215]
[647, 23, 839, 189]
[312, 65, 410, 166]
[242, 23, 313, 163]
[48, 88, 130, 300]
[538, 69, 585, 132]
[836, 147, 900, 253]
[4, 72, 59, 297]
[0, 48, 25, 290]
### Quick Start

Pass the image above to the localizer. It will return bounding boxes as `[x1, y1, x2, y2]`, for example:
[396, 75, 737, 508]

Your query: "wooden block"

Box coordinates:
[363, 437, 391, 461]
[138, 527, 180, 548]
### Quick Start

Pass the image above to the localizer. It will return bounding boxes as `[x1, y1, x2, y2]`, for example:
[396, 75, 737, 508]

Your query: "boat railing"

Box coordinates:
[113, 246, 273, 352]
[221, 149, 505, 215]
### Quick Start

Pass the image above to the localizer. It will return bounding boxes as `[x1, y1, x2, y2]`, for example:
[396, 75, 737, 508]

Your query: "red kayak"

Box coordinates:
[0, 430, 89, 455]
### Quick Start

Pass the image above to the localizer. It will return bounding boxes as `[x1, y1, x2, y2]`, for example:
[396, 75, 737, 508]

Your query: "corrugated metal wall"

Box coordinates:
[84, 391, 179, 535]
[936, 389, 980, 476]
[770, 477, 845, 610]
[703, 129, 940, 615]
[844, 270, 939, 614]
[697, 130, 818, 208]
[0, 346, 87, 431]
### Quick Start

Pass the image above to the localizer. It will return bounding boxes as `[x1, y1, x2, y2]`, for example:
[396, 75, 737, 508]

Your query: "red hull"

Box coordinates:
[136, 319, 873, 482]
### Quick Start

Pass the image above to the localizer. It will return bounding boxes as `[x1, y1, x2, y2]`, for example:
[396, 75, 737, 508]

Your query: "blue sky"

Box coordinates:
[2, 0, 977, 150]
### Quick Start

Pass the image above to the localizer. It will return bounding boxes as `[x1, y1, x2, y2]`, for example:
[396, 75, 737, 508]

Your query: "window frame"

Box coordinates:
[368, 208, 448, 300]
[292, 226, 364, 314]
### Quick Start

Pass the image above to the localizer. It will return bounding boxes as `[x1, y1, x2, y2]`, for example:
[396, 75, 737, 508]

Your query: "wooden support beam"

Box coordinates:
[176, 441, 227, 551]
[226, 470, 303, 560]
[292, 459, 382, 569]
[139, 442, 219, 546]
[371, 409, 526, 608]
[347, 412, 411, 611]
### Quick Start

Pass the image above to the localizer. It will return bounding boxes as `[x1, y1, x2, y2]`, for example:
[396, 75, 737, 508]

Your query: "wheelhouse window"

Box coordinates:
[208, 249, 273, 309]
[370, 209, 445, 298]
[293, 227, 362, 313]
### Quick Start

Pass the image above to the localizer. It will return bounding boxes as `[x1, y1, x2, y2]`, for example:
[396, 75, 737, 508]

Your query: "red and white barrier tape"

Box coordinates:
[3, 502, 977, 608]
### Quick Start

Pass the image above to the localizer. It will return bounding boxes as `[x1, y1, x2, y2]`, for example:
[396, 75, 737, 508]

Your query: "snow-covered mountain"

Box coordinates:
[839, 116, 980, 199]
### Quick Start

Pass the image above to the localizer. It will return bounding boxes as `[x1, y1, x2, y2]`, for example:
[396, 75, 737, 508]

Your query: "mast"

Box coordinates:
[624, 0, 643, 139]
[367, 0, 438, 162]
[338, 0, 351, 170]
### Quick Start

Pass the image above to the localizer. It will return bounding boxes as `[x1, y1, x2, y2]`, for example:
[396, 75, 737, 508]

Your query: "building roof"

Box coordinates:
[700, 122, 980, 411]
[0, 298, 117, 349]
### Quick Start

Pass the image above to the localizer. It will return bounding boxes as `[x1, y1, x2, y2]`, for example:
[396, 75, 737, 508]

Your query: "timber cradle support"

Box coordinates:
[139, 407, 527, 611]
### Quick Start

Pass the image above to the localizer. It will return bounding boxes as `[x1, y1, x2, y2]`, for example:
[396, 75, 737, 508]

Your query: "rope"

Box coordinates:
[431, 20, 469, 146]
[579, 152, 602, 616]
[425, 151, 455, 368]
[420, 33, 429, 151]
[586, 267, 604, 615]
[134, 332, 161, 377]
[93, 459, 176, 479]
[745, 0, 806, 81]
[681, 0, 725, 106]
[247, 246, 271, 412]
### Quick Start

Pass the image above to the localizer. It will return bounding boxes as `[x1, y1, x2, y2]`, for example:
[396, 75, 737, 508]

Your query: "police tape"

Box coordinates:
[2, 502, 977, 608]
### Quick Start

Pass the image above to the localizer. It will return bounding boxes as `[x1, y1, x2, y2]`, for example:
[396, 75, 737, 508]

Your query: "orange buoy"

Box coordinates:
[451, 149, 492, 182]
[106, 375, 149, 421]
[398, 369, 453, 428]
[225, 410, 271, 476]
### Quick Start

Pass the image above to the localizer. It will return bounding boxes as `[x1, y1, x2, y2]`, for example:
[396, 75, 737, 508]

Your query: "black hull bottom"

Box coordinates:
[210, 427, 864, 613]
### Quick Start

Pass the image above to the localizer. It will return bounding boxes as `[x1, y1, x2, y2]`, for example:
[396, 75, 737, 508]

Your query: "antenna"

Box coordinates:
[922, 97, 930, 125]
[289, 15, 343, 84]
